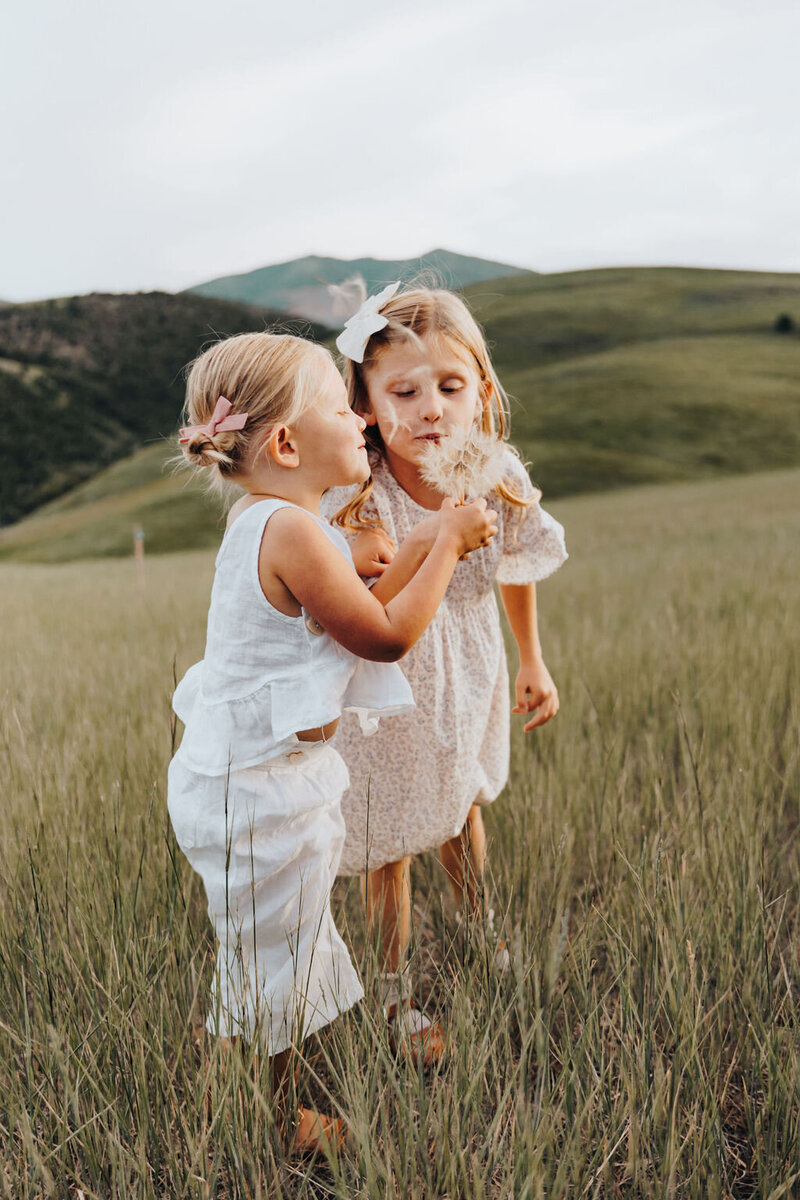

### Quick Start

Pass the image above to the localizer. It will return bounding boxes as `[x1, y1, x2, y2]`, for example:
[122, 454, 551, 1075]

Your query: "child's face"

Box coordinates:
[294, 359, 369, 488]
[362, 335, 483, 474]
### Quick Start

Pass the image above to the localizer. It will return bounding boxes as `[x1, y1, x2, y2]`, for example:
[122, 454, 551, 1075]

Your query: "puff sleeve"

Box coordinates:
[494, 450, 568, 585]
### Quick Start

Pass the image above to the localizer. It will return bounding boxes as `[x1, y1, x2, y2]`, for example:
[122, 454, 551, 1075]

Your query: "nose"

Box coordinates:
[419, 387, 443, 422]
[356, 412, 367, 431]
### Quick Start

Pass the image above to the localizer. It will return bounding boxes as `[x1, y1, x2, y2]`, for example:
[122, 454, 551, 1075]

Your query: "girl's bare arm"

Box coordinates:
[363, 515, 442, 605]
[498, 582, 559, 731]
[263, 502, 496, 662]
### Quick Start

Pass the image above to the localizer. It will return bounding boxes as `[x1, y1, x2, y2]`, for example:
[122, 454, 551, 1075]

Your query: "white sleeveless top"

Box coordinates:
[172, 498, 414, 775]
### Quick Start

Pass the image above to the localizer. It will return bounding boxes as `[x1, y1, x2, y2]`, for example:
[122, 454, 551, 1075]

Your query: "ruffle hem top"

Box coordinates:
[172, 498, 414, 776]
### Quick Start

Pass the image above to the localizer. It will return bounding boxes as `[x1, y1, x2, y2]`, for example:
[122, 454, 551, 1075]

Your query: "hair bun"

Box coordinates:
[184, 430, 232, 470]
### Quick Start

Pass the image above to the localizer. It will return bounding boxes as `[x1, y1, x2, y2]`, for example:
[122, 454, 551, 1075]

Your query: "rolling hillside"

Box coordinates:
[2, 265, 799, 562]
[467, 266, 800, 494]
[185, 249, 533, 324]
[0, 291, 331, 525]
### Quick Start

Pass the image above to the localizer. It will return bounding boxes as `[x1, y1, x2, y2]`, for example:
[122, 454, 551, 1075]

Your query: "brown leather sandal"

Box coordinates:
[292, 1105, 347, 1156]
[385, 997, 446, 1068]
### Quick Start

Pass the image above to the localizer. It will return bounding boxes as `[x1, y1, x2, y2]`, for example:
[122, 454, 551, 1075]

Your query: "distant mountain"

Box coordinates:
[3, 265, 799, 562]
[0, 291, 331, 526]
[185, 249, 534, 325]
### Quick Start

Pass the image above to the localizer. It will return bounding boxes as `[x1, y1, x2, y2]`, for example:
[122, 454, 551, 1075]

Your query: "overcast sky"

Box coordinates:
[3, 0, 798, 302]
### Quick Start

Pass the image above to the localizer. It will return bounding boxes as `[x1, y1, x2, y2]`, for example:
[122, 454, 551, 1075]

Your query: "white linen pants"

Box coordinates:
[168, 741, 363, 1054]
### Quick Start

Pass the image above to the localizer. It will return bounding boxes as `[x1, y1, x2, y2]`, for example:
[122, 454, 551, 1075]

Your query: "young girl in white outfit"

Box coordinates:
[322, 285, 568, 1066]
[167, 330, 497, 1150]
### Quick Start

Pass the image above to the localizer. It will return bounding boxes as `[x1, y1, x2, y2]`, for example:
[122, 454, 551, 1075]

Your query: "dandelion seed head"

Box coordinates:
[417, 426, 507, 500]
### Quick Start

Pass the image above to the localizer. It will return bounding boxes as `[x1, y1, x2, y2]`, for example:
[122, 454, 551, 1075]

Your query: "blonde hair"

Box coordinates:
[180, 332, 331, 487]
[334, 287, 531, 529]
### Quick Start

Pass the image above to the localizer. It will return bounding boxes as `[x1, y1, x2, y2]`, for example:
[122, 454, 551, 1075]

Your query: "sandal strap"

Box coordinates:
[378, 969, 434, 1035]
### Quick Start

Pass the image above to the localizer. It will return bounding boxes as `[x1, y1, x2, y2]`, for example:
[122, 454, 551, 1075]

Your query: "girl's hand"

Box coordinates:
[438, 497, 498, 557]
[413, 510, 444, 552]
[512, 659, 559, 732]
[351, 527, 396, 577]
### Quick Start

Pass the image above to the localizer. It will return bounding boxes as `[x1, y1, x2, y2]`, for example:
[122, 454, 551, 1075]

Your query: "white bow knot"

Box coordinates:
[335, 282, 400, 363]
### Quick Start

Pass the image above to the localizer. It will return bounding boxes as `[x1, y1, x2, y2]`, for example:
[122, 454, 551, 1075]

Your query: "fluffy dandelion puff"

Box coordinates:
[418, 426, 507, 501]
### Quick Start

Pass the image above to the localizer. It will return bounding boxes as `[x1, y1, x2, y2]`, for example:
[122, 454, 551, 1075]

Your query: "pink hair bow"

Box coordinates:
[179, 396, 249, 444]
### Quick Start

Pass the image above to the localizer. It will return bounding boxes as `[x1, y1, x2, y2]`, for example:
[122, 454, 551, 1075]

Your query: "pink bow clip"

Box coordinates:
[179, 396, 249, 444]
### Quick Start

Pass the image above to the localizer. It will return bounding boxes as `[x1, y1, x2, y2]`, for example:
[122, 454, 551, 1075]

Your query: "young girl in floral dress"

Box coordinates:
[322, 285, 567, 1065]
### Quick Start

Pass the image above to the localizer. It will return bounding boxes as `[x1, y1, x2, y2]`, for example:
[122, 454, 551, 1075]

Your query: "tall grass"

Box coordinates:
[1, 469, 798, 1197]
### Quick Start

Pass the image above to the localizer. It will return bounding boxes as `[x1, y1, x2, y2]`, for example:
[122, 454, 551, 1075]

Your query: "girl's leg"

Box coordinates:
[438, 804, 487, 914]
[215, 1041, 344, 1155]
[363, 856, 445, 1066]
[364, 856, 411, 971]
[272, 1047, 345, 1154]
[439, 806, 510, 970]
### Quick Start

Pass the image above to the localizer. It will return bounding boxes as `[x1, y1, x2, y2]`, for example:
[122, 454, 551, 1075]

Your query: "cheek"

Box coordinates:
[453, 390, 481, 427]
[372, 397, 412, 444]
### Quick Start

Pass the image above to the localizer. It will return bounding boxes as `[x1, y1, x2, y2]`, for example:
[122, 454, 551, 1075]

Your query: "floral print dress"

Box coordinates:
[321, 449, 567, 876]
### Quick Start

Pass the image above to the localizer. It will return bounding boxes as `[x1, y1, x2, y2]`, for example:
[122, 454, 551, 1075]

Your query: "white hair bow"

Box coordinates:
[335, 281, 400, 363]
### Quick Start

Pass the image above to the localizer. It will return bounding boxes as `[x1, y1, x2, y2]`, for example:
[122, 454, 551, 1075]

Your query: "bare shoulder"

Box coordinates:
[259, 505, 333, 563]
[266, 504, 326, 538]
[256, 506, 340, 611]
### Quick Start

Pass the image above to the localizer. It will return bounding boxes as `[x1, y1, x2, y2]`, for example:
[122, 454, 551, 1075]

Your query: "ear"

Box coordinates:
[359, 399, 378, 427]
[264, 424, 300, 468]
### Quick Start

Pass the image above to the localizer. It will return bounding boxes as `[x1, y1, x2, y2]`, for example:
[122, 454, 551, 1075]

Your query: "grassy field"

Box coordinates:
[1, 468, 799, 1196]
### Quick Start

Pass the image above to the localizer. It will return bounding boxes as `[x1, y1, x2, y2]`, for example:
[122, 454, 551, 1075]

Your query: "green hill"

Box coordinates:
[0, 442, 223, 563]
[465, 266, 800, 494]
[0, 291, 332, 525]
[467, 265, 800, 365]
[2, 265, 799, 562]
[185, 249, 533, 324]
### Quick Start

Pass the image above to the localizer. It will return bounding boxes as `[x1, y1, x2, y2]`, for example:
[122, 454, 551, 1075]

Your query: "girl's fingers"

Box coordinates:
[515, 690, 559, 731]
[522, 703, 559, 732]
